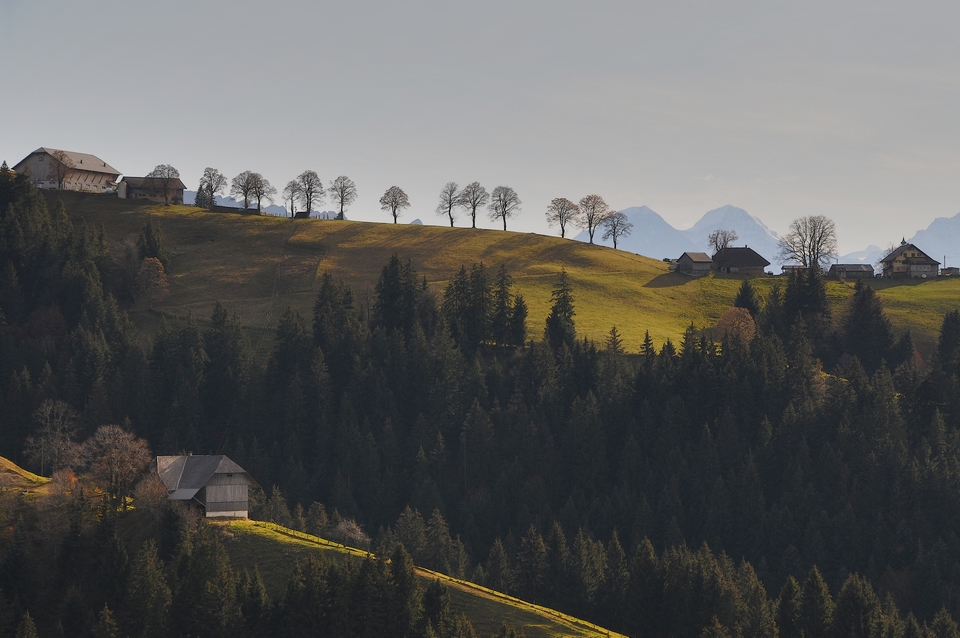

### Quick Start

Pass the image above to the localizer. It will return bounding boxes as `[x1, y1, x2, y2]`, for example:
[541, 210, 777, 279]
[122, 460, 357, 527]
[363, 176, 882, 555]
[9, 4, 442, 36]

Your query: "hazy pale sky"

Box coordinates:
[2, 0, 958, 254]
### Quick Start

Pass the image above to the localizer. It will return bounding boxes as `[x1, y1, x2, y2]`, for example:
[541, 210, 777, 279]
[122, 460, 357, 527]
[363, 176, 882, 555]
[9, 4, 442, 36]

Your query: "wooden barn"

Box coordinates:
[827, 263, 875, 280]
[676, 252, 713, 276]
[118, 176, 187, 204]
[155, 454, 255, 518]
[12, 147, 120, 193]
[711, 247, 770, 276]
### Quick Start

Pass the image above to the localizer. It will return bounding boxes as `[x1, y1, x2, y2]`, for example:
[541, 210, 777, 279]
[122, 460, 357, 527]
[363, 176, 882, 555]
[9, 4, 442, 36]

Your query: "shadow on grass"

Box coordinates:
[643, 272, 696, 288]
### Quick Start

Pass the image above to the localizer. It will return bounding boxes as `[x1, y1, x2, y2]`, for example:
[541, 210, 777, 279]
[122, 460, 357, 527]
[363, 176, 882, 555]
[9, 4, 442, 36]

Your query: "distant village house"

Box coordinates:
[711, 247, 770, 276]
[155, 454, 256, 518]
[12, 147, 120, 193]
[676, 252, 713, 276]
[880, 240, 940, 278]
[119, 176, 186, 204]
[827, 264, 875, 280]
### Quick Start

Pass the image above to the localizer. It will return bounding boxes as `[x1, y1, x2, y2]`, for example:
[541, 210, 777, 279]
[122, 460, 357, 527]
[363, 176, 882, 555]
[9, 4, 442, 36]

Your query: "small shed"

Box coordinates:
[827, 264, 875, 280]
[155, 454, 255, 518]
[677, 252, 713, 276]
[711, 247, 770, 276]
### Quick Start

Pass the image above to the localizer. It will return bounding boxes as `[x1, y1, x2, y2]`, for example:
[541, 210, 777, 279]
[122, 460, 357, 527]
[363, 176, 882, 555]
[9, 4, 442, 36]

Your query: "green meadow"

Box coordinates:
[51, 191, 960, 358]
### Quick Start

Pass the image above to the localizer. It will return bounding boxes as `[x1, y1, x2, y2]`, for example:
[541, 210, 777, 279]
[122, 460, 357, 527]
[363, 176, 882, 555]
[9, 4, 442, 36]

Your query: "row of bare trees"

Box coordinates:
[194, 167, 359, 217]
[430, 182, 523, 230]
[545, 194, 634, 249]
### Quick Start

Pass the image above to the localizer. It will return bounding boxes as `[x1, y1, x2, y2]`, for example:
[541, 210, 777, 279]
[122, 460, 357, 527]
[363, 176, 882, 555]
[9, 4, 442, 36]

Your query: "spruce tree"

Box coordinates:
[544, 269, 575, 351]
[733, 279, 761, 317]
[799, 566, 835, 638]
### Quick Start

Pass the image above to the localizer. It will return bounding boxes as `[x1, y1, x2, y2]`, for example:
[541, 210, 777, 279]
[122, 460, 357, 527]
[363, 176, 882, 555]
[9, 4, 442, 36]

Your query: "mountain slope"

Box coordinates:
[908, 211, 960, 268]
[682, 204, 782, 266]
[573, 205, 699, 259]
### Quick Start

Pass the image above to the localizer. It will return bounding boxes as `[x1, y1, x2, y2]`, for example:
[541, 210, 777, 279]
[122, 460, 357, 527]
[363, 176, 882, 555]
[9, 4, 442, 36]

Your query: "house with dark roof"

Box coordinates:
[676, 252, 713, 276]
[12, 147, 120, 193]
[118, 176, 187, 204]
[155, 455, 256, 518]
[827, 264, 875, 280]
[711, 247, 770, 276]
[880, 240, 940, 278]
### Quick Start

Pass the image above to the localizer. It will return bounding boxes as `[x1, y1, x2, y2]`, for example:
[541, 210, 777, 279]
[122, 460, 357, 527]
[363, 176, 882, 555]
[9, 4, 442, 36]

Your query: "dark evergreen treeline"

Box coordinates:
[7, 171, 960, 635]
[0, 489, 476, 638]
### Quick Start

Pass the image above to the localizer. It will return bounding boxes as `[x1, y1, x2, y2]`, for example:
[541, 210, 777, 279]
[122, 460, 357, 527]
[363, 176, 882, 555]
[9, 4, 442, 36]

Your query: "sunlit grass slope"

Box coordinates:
[0, 456, 48, 490]
[52, 192, 960, 355]
[220, 520, 625, 638]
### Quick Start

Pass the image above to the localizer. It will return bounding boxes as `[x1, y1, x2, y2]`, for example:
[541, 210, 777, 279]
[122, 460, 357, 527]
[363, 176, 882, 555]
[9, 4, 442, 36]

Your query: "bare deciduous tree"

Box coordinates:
[328, 175, 358, 220]
[295, 170, 324, 216]
[578, 194, 611, 244]
[231, 171, 255, 209]
[458, 182, 489, 228]
[601, 210, 633, 249]
[778, 215, 838, 269]
[24, 399, 80, 476]
[545, 198, 580, 239]
[146, 164, 180, 205]
[488, 186, 521, 231]
[48, 150, 74, 190]
[708, 229, 739, 254]
[283, 180, 302, 217]
[249, 173, 277, 213]
[436, 182, 460, 227]
[83, 424, 152, 509]
[380, 186, 411, 223]
[196, 167, 227, 209]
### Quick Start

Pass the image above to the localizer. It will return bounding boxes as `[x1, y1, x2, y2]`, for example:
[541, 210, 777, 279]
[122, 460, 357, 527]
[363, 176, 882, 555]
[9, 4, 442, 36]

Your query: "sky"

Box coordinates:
[2, 0, 959, 254]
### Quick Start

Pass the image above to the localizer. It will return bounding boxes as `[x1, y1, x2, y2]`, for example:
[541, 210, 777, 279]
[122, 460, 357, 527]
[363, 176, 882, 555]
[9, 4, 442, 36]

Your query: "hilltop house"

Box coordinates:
[711, 247, 770, 276]
[118, 176, 186, 204]
[12, 147, 120, 193]
[827, 264, 875, 280]
[155, 454, 256, 518]
[880, 240, 940, 278]
[676, 252, 713, 276]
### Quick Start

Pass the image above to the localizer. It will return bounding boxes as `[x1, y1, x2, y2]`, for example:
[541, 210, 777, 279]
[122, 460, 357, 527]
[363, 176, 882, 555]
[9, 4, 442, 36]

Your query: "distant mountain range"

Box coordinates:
[183, 191, 342, 219]
[836, 212, 960, 268]
[574, 204, 782, 265]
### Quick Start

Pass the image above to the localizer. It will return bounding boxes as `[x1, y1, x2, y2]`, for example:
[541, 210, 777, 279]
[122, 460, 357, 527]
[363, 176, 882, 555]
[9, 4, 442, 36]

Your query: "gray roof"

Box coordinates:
[156, 455, 250, 494]
[712, 246, 771, 268]
[120, 176, 187, 190]
[15, 147, 121, 176]
[829, 264, 874, 272]
[680, 252, 713, 263]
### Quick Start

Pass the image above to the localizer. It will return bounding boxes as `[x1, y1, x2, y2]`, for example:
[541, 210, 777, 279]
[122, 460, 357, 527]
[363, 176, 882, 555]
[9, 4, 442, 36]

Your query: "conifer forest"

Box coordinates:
[6, 170, 960, 637]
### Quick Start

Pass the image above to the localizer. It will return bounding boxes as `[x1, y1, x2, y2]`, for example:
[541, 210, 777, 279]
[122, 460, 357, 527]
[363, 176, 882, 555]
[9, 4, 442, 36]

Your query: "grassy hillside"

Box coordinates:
[51, 191, 960, 356]
[0, 455, 48, 489]
[220, 520, 625, 638]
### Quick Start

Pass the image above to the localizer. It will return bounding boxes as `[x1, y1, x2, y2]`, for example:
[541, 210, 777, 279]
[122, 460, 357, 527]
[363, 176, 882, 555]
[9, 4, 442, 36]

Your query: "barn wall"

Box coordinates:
[202, 473, 251, 517]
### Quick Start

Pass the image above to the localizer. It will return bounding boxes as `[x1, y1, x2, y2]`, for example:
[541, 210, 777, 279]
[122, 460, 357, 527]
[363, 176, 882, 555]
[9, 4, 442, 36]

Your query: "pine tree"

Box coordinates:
[127, 541, 171, 638]
[491, 264, 513, 346]
[14, 612, 37, 638]
[387, 544, 423, 638]
[776, 576, 803, 638]
[544, 269, 575, 351]
[92, 604, 120, 638]
[799, 566, 835, 638]
[733, 279, 761, 317]
[136, 220, 169, 268]
[509, 294, 528, 346]
[485, 538, 514, 594]
[833, 573, 881, 638]
[516, 525, 548, 603]
[842, 280, 895, 372]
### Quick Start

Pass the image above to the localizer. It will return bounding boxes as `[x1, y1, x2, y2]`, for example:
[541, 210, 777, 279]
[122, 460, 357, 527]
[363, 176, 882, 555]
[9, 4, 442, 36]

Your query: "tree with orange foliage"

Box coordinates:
[135, 257, 169, 309]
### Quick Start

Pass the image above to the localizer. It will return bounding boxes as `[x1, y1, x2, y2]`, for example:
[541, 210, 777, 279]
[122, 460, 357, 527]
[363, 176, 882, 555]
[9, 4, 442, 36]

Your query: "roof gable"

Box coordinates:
[680, 252, 712, 263]
[711, 246, 770, 268]
[881, 243, 939, 265]
[155, 455, 251, 492]
[120, 176, 187, 190]
[14, 148, 121, 176]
